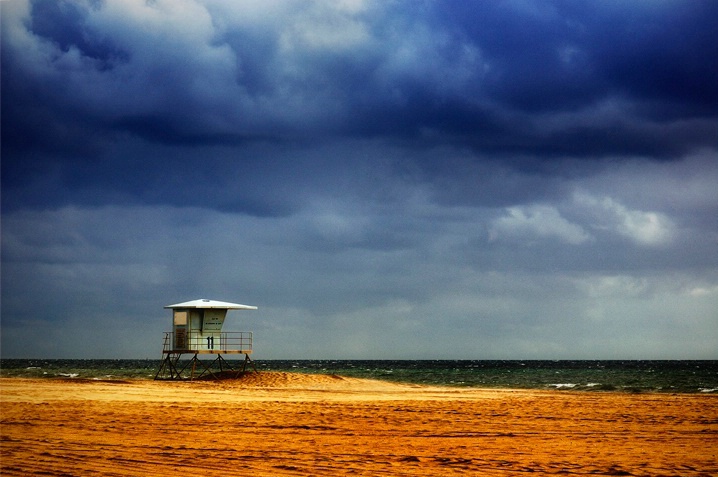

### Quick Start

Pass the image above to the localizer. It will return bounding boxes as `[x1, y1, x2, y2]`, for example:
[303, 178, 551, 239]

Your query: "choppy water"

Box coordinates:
[1, 359, 716, 394]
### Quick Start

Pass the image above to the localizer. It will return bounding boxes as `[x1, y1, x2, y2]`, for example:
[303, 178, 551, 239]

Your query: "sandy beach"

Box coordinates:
[1, 373, 716, 476]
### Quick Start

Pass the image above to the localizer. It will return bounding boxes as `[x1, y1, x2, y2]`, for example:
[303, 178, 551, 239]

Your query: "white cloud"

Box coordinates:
[489, 205, 591, 245]
[687, 285, 718, 297]
[574, 193, 674, 246]
[277, 1, 373, 52]
[575, 275, 650, 298]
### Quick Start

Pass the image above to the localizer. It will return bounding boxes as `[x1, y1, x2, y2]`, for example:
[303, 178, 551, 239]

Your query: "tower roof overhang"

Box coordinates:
[165, 299, 258, 310]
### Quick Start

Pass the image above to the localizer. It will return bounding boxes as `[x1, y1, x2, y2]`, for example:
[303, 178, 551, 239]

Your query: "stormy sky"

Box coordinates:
[2, 0, 717, 359]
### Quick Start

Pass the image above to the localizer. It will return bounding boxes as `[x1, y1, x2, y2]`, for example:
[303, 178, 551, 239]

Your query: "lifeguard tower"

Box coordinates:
[155, 298, 257, 380]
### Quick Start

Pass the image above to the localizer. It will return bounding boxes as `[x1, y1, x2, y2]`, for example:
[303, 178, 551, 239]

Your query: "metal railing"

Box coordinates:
[162, 331, 252, 353]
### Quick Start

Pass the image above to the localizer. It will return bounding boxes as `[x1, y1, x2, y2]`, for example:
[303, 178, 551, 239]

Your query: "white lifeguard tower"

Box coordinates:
[155, 298, 258, 380]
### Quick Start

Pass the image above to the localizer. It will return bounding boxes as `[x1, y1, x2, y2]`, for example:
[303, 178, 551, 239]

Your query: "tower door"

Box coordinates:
[173, 310, 188, 349]
[175, 327, 187, 349]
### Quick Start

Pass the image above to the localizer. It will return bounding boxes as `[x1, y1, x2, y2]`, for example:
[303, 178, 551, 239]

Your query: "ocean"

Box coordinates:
[1, 359, 716, 394]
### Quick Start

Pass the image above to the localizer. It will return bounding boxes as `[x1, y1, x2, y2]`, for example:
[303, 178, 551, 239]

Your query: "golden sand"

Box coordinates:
[1, 373, 716, 476]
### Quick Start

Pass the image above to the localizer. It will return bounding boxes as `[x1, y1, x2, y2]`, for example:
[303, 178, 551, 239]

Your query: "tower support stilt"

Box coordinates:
[154, 351, 256, 380]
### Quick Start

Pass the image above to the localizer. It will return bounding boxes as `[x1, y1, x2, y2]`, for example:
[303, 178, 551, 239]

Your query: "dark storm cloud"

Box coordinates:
[3, 1, 717, 171]
[28, 0, 130, 69]
[441, 1, 718, 114]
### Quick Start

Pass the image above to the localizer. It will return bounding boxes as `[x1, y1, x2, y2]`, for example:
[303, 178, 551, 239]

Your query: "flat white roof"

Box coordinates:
[164, 298, 258, 310]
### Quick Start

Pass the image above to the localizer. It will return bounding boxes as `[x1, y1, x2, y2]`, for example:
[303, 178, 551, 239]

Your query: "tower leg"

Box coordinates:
[154, 355, 169, 380]
[190, 354, 198, 380]
[242, 353, 258, 373]
[155, 353, 185, 380]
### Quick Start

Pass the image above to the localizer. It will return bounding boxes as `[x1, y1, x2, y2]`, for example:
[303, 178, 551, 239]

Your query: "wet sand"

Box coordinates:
[1, 373, 716, 476]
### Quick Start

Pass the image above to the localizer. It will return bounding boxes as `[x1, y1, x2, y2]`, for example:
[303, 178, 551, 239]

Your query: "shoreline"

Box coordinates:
[3, 359, 716, 395]
[2, 373, 717, 476]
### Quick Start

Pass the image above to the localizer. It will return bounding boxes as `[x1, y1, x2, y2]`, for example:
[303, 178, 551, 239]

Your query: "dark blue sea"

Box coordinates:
[2, 359, 716, 394]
